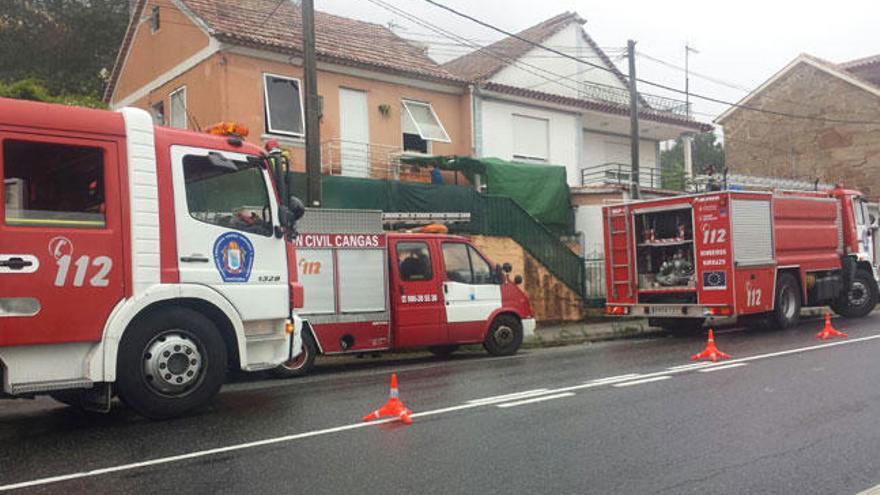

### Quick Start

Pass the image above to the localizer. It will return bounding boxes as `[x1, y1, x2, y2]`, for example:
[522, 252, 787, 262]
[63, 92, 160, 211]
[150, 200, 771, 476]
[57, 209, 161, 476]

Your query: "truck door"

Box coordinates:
[853, 197, 875, 267]
[170, 146, 288, 327]
[0, 135, 125, 346]
[440, 241, 502, 342]
[390, 239, 446, 347]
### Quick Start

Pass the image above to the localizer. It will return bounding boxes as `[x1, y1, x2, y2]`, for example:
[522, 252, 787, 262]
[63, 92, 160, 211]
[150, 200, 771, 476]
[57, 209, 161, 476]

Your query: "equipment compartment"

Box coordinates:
[634, 207, 696, 292]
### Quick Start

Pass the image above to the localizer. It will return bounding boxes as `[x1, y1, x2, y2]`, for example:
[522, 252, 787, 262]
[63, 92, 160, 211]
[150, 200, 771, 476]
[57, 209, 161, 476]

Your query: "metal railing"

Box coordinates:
[584, 256, 606, 306]
[579, 81, 691, 117]
[580, 162, 689, 190]
[322, 139, 435, 182]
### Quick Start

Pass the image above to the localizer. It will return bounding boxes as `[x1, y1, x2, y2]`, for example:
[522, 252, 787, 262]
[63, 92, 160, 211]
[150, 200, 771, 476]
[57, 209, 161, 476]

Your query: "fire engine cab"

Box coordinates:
[603, 187, 879, 331]
[272, 209, 536, 377]
[0, 97, 304, 418]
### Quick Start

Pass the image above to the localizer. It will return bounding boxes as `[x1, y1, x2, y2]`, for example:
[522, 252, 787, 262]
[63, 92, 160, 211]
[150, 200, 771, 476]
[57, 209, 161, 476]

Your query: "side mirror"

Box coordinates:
[502, 262, 513, 273]
[289, 196, 306, 222]
[514, 275, 523, 285]
[494, 264, 504, 284]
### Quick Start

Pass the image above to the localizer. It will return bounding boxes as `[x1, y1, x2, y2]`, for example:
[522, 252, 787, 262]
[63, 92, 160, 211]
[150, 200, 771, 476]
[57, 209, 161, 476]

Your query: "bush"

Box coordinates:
[0, 79, 105, 109]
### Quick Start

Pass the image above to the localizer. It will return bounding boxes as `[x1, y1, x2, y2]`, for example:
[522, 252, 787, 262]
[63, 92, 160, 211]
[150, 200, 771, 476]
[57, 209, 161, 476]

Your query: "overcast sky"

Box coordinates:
[315, 0, 879, 125]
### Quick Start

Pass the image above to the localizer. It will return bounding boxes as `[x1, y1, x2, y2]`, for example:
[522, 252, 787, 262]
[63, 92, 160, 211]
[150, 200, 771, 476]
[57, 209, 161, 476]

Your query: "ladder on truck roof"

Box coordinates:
[606, 206, 633, 299]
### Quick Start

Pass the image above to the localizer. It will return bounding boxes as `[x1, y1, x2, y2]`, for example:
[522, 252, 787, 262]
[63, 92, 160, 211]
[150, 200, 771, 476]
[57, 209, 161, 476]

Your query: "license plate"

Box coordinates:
[650, 306, 683, 316]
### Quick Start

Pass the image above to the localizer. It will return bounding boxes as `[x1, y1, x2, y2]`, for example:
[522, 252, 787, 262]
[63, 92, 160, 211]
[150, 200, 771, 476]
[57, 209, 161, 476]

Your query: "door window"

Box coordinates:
[3, 139, 106, 228]
[182, 153, 273, 236]
[397, 241, 432, 281]
[442, 242, 497, 284]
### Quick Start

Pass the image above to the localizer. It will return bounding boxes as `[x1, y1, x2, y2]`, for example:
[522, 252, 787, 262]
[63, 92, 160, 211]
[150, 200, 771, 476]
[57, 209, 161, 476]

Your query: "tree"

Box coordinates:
[0, 1, 130, 100]
[661, 132, 725, 178]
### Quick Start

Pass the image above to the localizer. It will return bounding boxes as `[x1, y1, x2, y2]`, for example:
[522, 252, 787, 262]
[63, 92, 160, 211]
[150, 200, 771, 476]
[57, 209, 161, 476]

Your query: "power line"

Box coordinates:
[636, 50, 752, 93]
[420, 0, 880, 126]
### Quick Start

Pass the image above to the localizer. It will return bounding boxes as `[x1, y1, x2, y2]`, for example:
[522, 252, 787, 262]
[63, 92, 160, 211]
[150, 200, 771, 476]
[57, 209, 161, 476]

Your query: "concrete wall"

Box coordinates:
[479, 98, 579, 184]
[582, 131, 659, 185]
[469, 235, 585, 323]
[722, 62, 880, 198]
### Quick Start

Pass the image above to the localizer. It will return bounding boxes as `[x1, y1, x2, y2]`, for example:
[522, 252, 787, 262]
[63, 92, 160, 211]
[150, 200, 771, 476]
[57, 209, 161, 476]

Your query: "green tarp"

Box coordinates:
[401, 155, 571, 229]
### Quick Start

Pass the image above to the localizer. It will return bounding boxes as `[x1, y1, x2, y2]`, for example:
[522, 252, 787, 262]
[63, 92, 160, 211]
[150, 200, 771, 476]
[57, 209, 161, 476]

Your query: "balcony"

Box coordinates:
[579, 81, 691, 118]
[321, 139, 433, 182]
[580, 162, 688, 191]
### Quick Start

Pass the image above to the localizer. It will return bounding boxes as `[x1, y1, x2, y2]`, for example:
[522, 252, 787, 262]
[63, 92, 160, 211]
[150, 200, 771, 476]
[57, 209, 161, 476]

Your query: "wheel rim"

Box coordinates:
[142, 331, 205, 397]
[848, 281, 869, 308]
[780, 286, 797, 320]
[493, 325, 514, 347]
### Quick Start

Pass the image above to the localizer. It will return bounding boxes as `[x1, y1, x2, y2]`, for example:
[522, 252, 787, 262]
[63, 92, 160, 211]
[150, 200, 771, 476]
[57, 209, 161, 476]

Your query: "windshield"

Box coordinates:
[182, 154, 273, 236]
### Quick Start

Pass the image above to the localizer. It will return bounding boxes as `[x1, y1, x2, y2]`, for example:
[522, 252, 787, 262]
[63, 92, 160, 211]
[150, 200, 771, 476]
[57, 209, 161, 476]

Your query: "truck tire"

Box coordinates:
[831, 269, 878, 318]
[428, 345, 459, 358]
[649, 318, 704, 335]
[116, 307, 227, 420]
[772, 272, 801, 329]
[271, 329, 317, 378]
[483, 315, 523, 356]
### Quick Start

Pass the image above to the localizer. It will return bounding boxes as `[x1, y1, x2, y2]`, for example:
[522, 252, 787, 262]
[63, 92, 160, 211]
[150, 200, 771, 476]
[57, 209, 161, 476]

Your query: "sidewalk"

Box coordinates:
[528, 306, 834, 348]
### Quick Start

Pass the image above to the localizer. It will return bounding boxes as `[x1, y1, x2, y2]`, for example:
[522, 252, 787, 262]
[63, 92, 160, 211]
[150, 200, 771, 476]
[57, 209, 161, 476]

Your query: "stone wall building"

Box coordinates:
[716, 54, 880, 198]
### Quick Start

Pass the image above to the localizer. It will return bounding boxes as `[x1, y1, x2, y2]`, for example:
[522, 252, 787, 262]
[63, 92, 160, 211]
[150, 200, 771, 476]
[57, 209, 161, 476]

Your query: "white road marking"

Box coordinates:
[496, 392, 576, 408]
[856, 482, 880, 495]
[466, 389, 550, 405]
[612, 376, 672, 387]
[666, 362, 712, 372]
[5, 333, 880, 492]
[584, 373, 642, 384]
[698, 362, 749, 373]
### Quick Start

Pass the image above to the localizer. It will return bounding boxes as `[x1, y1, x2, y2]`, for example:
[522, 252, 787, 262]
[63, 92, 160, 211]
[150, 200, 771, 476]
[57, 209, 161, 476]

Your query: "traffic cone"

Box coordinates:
[816, 312, 848, 340]
[690, 328, 731, 362]
[362, 373, 413, 425]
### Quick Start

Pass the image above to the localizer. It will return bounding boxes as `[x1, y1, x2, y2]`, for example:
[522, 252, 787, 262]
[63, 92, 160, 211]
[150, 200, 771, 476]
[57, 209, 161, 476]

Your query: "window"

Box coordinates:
[3, 140, 106, 228]
[854, 198, 867, 226]
[263, 74, 305, 137]
[397, 242, 433, 281]
[150, 6, 160, 33]
[512, 114, 549, 161]
[442, 242, 497, 284]
[151, 101, 165, 126]
[182, 153, 273, 236]
[169, 87, 186, 129]
[402, 99, 450, 154]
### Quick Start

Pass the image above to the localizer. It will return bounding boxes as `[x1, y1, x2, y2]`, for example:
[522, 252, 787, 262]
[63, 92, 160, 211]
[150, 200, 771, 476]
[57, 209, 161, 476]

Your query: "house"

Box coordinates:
[443, 12, 711, 188]
[105, 0, 472, 182]
[443, 12, 712, 258]
[716, 53, 880, 198]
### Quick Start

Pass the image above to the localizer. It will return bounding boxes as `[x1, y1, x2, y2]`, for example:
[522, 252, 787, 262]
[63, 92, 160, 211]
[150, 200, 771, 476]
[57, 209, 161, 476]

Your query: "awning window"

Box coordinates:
[402, 100, 451, 143]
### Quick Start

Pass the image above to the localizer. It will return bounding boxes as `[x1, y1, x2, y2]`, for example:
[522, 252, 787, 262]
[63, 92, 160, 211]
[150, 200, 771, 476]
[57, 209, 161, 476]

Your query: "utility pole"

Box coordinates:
[627, 39, 640, 199]
[302, 0, 322, 206]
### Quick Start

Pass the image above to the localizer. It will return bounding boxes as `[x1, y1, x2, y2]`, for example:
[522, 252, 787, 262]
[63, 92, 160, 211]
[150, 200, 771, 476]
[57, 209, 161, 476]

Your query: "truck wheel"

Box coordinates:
[116, 308, 227, 420]
[772, 272, 801, 329]
[483, 315, 523, 356]
[428, 345, 459, 358]
[271, 329, 317, 378]
[831, 269, 878, 318]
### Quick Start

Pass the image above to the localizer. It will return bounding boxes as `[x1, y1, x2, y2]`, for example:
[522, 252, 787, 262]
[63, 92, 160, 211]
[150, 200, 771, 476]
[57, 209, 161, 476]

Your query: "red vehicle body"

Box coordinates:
[603, 188, 879, 330]
[273, 209, 536, 376]
[0, 97, 303, 418]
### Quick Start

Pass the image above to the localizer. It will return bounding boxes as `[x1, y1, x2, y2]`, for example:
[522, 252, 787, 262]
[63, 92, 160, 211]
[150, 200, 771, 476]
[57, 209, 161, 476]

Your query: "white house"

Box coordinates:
[444, 12, 711, 188]
[444, 12, 712, 261]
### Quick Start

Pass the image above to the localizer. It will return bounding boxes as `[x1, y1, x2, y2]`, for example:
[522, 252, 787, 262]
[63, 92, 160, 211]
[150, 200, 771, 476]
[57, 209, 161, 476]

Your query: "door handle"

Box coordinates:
[180, 255, 210, 263]
[0, 257, 33, 270]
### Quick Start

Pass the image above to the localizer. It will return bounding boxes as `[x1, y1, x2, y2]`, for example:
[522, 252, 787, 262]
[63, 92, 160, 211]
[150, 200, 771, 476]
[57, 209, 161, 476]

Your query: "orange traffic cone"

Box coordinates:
[816, 312, 848, 340]
[363, 373, 413, 425]
[690, 328, 731, 362]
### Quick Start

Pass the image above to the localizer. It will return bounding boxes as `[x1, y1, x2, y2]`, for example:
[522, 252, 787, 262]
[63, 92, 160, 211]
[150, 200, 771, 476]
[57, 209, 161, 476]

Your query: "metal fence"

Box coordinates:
[579, 81, 691, 117]
[322, 139, 435, 182]
[580, 162, 689, 190]
[468, 195, 587, 299]
[584, 256, 606, 306]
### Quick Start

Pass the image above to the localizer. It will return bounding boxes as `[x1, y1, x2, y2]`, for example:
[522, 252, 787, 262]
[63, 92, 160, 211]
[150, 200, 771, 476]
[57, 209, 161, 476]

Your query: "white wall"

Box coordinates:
[490, 24, 627, 99]
[575, 204, 606, 256]
[480, 98, 579, 185]
[582, 130, 658, 186]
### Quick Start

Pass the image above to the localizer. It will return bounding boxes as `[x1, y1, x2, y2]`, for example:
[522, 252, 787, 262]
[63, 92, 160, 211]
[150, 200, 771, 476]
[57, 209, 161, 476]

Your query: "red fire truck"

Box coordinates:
[603, 188, 879, 331]
[0, 97, 305, 418]
[271, 209, 536, 377]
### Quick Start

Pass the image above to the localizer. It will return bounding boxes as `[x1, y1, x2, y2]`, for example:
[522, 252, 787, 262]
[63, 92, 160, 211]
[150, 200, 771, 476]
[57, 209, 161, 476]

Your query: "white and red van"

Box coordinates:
[273, 209, 536, 376]
[0, 97, 303, 418]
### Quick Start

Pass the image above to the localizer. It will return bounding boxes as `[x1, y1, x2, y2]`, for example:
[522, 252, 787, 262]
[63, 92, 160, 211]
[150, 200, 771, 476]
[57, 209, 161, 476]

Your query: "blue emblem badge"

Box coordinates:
[213, 232, 255, 282]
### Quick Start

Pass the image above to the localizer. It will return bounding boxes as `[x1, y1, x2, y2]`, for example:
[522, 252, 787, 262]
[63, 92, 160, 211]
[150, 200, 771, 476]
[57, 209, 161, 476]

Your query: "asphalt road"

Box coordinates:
[3, 314, 880, 494]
